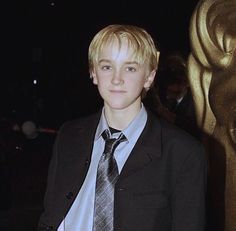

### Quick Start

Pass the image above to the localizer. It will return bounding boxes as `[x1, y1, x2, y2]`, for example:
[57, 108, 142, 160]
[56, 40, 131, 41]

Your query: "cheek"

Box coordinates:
[129, 79, 146, 92]
[96, 80, 107, 94]
[96, 76, 108, 87]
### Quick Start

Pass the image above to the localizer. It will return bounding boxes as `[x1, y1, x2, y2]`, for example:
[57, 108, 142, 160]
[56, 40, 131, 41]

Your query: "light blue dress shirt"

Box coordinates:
[58, 104, 147, 230]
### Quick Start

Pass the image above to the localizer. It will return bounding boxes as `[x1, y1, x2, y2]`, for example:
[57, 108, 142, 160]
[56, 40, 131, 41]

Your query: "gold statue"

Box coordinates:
[188, 0, 236, 230]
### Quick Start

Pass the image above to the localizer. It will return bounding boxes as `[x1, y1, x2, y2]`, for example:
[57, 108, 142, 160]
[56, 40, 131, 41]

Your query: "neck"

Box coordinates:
[104, 103, 142, 130]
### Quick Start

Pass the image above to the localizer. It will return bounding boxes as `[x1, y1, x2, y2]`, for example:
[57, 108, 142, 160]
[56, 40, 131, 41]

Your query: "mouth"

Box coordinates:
[110, 90, 126, 93]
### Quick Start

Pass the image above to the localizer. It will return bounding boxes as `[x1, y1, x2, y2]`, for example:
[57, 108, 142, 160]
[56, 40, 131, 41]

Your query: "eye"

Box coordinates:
[101, 65, 112, 71]
[126, 66, 136, 72]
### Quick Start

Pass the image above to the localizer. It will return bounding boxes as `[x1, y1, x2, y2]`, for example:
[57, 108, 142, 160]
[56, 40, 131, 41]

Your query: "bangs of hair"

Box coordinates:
[88, 25, 159, 72]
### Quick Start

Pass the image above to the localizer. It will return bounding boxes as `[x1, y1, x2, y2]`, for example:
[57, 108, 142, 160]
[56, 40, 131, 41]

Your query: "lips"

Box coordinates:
[110, 90, 126, 93]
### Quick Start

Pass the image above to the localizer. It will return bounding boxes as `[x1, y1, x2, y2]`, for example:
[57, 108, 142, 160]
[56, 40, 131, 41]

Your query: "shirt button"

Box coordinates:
[85, 159, 89, 166]
[45, 226, 53, 231]
[118, 188, 125, 191]
[66, 192, 73, 199]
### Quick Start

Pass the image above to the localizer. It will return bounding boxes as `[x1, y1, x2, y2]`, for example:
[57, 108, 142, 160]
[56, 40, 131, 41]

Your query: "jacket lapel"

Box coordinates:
[65, 111, 101, 192]
[119, 111, 163, 180]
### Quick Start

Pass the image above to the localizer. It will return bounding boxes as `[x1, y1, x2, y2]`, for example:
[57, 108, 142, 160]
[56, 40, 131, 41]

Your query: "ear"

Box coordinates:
[144, 51, 160, 91]
[144, 69, 156, 90]
[90, 70, 98, 85]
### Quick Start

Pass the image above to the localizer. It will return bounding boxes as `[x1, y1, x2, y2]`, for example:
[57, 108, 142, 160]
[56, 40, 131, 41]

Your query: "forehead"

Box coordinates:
[98, 37, 136, 61]
[98, 37, 142, 65]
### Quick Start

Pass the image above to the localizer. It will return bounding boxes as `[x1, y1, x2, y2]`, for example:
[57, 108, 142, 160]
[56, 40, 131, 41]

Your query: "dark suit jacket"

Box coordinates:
[38, 109, 207, 231]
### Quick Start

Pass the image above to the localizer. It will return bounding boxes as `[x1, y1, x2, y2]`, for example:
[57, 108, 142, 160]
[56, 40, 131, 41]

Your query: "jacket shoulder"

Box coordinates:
[159, 117, 205, 155]
[58, 110, 101, 133]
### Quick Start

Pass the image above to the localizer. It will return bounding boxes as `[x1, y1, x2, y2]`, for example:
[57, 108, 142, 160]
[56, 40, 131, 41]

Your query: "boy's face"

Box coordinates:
[91, 38, 156, 112]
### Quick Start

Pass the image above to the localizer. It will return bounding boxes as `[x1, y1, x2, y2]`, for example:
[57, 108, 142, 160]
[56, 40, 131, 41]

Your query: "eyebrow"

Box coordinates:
[98, 59, 139, 65]
[98, 59, 110, 64]
[125, 61, 139, 65]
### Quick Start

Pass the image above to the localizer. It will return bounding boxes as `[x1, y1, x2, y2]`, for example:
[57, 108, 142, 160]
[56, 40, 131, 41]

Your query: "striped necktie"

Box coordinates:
[93, 129, 126, 231]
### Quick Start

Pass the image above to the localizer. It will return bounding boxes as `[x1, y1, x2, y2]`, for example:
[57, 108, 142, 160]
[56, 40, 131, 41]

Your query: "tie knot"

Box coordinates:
[102, 129, 127, 155]
[101, 129, 111, 141]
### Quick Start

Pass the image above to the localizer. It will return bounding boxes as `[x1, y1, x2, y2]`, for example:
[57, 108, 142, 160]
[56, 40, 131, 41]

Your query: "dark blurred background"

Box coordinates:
[1, 1, 199, 230]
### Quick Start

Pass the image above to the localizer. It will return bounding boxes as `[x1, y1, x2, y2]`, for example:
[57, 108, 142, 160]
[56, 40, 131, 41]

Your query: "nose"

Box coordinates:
[111, 71, 124, 85]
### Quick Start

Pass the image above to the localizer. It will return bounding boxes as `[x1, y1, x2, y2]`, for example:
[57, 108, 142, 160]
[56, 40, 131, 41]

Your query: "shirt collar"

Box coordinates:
[94, 104, 147, 142]
[122, 104, 147, 142]
[94, 107, 110, 141]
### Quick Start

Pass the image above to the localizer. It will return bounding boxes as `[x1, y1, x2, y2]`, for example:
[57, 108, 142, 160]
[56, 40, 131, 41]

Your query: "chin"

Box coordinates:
[105, 100, 131, 111]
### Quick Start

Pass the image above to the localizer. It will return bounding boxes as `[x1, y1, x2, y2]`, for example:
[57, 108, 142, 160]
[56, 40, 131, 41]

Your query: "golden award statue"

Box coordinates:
[188, 0, 236, 230]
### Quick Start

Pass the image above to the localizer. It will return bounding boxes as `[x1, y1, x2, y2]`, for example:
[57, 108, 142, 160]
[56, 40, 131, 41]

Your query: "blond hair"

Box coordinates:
[88, 24, 159, 75]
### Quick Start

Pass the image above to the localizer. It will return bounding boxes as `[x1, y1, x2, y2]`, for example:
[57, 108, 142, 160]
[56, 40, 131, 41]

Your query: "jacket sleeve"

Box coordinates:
[37, 125, 61, 231]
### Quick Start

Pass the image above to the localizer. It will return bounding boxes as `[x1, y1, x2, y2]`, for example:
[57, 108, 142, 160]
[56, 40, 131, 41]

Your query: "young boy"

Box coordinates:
[38, 24, 207, 231]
